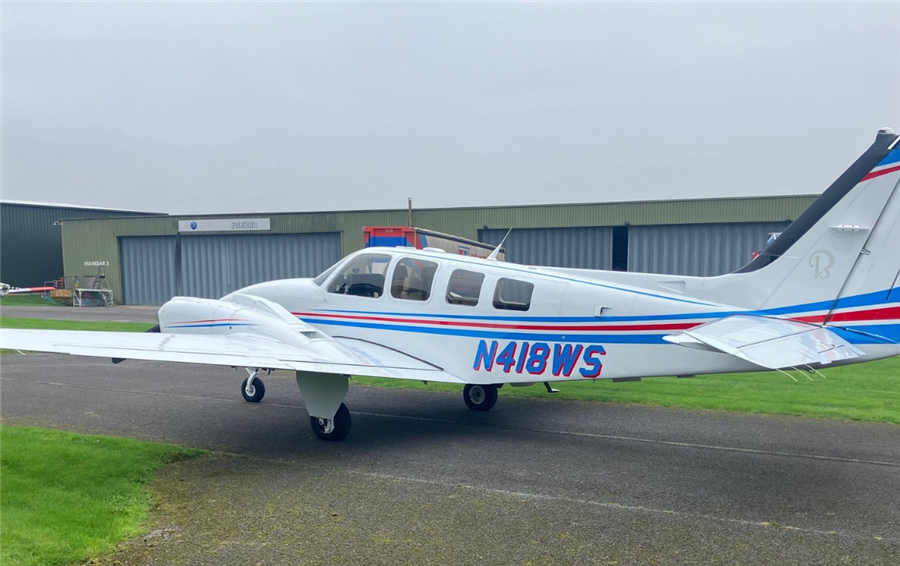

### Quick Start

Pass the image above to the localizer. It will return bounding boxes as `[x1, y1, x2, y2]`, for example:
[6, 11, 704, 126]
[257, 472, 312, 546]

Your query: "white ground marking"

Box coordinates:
[350, 470, 888, 541]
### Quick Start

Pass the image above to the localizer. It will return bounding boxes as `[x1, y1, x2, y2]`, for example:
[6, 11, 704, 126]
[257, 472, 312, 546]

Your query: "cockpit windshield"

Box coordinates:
[313, 261, 341, 286]
[326, 254, 392, 298]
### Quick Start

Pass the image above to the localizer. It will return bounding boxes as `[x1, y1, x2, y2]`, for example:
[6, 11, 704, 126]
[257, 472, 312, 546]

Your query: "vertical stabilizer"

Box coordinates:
[725, 129, 900, 315]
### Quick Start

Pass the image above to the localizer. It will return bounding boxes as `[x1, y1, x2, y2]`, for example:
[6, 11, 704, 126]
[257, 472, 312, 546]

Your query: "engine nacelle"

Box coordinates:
[157, 294, 325, 350]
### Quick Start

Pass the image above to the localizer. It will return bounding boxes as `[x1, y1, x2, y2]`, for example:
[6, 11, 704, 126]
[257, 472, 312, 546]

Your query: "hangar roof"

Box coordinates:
[0, 199, 161, 214]
[57, 194, 817, 226]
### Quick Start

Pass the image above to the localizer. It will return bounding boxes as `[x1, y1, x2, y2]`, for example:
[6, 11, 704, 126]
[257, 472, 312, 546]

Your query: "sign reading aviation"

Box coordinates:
[178, 218, 271, 232]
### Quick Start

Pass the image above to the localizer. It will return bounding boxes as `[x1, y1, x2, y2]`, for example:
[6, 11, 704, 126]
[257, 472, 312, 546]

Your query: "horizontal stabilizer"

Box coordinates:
[663, 315, 863, 370]
[0, 329, 465, 384]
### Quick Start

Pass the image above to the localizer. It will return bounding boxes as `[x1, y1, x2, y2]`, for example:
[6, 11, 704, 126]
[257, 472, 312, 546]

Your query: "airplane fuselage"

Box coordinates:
[231, 247, 900, 385]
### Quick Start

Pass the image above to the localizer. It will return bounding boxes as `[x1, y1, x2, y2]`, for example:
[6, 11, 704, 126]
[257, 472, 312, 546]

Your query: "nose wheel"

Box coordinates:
[463, 384, 498, 411]
[241, 369, 266, 403]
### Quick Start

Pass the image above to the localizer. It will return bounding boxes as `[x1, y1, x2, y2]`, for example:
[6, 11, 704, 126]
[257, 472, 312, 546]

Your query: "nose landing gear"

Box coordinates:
[241, 368, 266, 403]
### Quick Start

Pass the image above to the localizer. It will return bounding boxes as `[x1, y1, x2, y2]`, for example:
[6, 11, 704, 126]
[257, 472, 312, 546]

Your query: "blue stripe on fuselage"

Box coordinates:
[306, 318, 669, 344]
[303, 317, 900, 345]
[832, 324, 900, 344]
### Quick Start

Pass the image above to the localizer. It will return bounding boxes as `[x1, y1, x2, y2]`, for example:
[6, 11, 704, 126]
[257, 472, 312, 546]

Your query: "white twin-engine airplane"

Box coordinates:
[3, 129, 900, 441]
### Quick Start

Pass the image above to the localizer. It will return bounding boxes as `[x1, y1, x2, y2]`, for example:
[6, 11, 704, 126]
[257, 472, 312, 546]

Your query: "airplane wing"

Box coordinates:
[0, 329, 464, 383]
[662, 315, 863, 370]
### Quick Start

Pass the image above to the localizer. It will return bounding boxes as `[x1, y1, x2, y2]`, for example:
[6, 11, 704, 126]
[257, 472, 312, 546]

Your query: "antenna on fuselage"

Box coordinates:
[486, 229, 512, 261]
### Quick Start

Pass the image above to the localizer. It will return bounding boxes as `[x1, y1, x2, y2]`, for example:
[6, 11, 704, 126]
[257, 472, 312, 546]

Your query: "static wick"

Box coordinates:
[804, 365, 827, 379]
[791, 366, 815, 382]
[774, 367, 799, 382]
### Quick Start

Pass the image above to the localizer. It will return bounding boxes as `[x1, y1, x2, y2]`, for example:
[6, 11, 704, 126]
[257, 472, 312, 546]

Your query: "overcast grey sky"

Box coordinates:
[3, 2, 899, 215]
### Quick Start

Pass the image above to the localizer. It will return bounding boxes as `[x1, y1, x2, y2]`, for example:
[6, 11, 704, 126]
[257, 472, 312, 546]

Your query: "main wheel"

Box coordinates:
[241, 377, 266, 403]
[463, 384, 498, 412]
[310, 403, 352, 441]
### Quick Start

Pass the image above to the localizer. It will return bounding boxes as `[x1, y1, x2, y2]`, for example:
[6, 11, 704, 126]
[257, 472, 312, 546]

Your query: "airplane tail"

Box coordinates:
[722, 128, 900, 342]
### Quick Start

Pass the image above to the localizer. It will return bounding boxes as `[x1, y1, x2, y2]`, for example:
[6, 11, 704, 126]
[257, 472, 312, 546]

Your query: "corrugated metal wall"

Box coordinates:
[181, 233, 341, 299]
[0, 203, 149, 287]
[628, 222, 791, 276]
[120, 233, 340, 304]
[120, 237, 176, 306]
[479, 227, 614, 269]
[61, 195, 816, 301]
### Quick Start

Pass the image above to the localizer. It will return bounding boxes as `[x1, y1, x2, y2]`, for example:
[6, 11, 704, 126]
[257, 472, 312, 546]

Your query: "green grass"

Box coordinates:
[2, 315, 897, 424]
[0, 294, 60, 307]
[0, 317, 153, 332]
[0, 426, 203, 566]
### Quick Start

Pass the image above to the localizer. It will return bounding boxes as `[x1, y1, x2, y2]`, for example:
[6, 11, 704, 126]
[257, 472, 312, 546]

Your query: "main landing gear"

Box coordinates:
[461, 382, 556, 411]
[463, 383, 499, 411]
[310, 403, 352, 441]
[239, 369, 353, 441]
[296, 371, 351, 442]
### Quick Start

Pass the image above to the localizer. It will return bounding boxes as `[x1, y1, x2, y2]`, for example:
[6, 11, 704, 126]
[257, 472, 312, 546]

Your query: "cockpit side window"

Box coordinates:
[313, 262, 341, 286]
[446, 269, 484, 306]
[390, 258, 438, 301]
[326, 254, 391, 298]
[492, 278, 534, 311]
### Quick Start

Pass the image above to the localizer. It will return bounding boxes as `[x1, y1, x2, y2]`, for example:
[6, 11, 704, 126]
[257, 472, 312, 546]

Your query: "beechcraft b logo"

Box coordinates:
[809, 250, 834, 279]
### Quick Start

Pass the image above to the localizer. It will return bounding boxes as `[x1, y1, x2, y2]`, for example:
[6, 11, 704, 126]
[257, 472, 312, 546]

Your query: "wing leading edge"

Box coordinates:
[663, 315, 863, 370]
[0, 329, 465, 384]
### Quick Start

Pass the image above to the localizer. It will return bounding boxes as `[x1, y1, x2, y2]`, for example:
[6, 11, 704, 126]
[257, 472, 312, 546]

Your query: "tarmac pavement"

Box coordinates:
[1, 354, 898, 565]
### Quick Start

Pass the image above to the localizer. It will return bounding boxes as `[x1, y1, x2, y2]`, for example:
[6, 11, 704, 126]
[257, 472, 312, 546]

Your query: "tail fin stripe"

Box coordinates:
[861, 163, 900, 181]
[875, 147, 900, 167]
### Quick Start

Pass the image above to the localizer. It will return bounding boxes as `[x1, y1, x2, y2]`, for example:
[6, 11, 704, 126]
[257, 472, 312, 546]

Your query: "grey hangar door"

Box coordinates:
[479, 227, 614, 270]
[627, 222, 791, 277]
[120, 233, 341, 305]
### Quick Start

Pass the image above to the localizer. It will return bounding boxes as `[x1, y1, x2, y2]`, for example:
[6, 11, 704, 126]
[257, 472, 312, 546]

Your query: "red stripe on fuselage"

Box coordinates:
[295, 305, 900, 333]
[828, 305, 900, 323]
[791, 306, 900, 324]
[170, 318, 247, 324]
[293, 311, 700, 332]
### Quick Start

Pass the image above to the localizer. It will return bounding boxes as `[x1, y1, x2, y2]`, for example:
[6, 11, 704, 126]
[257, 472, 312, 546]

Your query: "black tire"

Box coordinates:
[310, 403, 352, 441]
[241, 377, 266, 403]
[463, 384, 498, 412]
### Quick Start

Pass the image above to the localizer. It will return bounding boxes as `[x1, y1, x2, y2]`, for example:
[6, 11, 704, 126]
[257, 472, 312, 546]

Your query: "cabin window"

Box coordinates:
[492, 278, 534, 311]
[446, 269, 484, 306]
[391, 258, 438, 301]
[327, 254, 391, 298]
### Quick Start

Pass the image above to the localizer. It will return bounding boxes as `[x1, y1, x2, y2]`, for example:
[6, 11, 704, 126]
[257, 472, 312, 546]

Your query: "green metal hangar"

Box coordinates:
[59, 195, 817, 305]
[0, 200, 155, 288]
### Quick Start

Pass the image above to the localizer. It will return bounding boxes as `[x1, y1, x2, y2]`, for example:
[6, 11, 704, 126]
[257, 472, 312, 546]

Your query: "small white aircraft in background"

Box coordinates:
[0, 283, 56, 297]
[3, 129, 900, 441]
